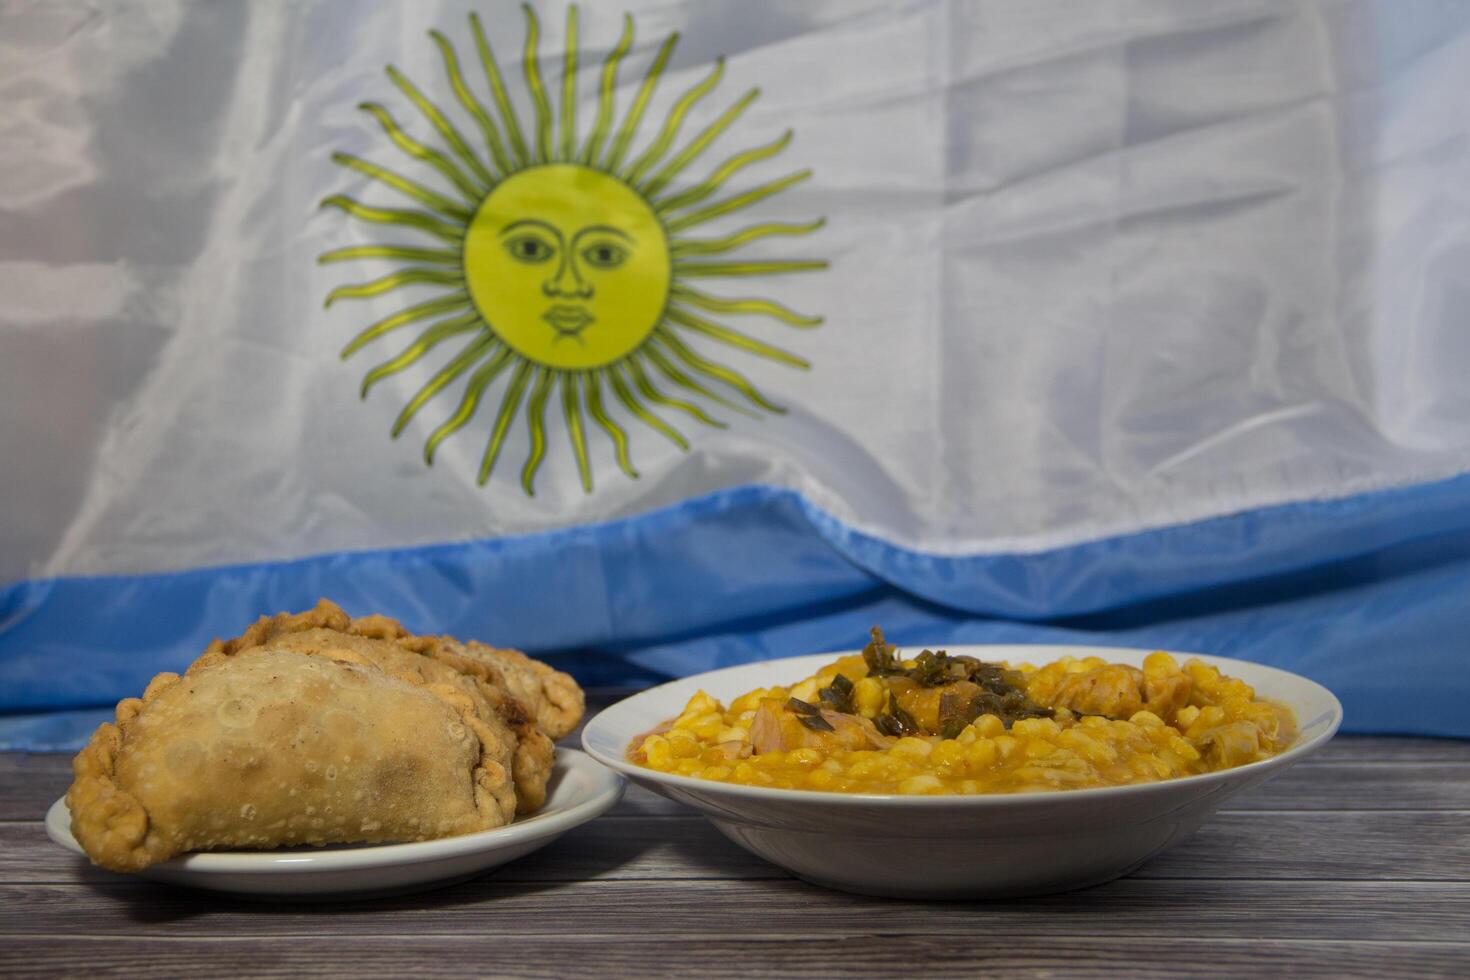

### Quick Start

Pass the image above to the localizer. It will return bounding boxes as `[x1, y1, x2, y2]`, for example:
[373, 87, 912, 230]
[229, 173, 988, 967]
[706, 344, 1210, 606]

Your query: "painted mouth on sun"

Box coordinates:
[543, 304, 594, 342]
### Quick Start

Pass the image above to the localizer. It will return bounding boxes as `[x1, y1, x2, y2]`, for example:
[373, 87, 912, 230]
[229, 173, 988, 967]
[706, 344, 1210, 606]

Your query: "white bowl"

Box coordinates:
[47, 748, 623, 899]
[583, 646, 1341, 899]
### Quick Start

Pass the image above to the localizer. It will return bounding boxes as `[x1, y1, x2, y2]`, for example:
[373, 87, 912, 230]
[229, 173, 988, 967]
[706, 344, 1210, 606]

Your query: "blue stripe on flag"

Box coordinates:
[3, 474, 1468, 748]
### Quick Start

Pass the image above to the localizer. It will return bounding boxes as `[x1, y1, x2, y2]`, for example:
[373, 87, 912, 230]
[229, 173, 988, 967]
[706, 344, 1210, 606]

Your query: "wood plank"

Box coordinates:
[0, 879, 1467, 943]
[5, 809, 1467, 887]
[1, 934, 1466, 980]
[1134, 810, 1470, 881]
[1310, 735, 1470, 764]
[1228, 761, 1470, 810]
[0, 756, 71, 822]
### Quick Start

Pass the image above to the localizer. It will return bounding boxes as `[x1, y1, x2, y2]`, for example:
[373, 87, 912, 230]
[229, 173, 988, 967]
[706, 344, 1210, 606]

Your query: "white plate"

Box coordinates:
[47, 747, 623, 898]
[584, 646, 1342, 899]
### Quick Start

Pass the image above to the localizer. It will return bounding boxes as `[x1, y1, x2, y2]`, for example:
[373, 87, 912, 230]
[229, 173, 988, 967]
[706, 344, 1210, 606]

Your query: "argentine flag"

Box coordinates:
[3, 0, 1469, 747]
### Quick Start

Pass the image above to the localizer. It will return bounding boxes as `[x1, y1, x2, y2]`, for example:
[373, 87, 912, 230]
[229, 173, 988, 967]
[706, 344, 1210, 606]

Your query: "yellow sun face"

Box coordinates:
[463, 165, 670, 370]
[319, 5, 826, 495]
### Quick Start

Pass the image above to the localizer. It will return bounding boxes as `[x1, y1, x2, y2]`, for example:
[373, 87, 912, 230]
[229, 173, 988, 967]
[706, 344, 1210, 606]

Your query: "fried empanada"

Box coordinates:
[206, 600, 569, 812]
[208, 623, 551, 813]
[68, 650, 513, 872]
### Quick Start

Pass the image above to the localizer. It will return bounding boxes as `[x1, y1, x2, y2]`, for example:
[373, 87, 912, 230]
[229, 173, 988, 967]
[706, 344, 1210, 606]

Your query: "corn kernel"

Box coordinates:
[789, 678, 819, 703]
[965, 739, 998, 768]
[899, 773, 942, 794]
[643, 735, 672, 768]
[972, 714, 1006, 737]
[854, 677, 886, 718]
[1143, 651, 1179, 675]
[1013, 718, 1060, 738]
[930, 740, 965, 768]
[1023, 739, 1056, 759]
[891, 737, 934, 760]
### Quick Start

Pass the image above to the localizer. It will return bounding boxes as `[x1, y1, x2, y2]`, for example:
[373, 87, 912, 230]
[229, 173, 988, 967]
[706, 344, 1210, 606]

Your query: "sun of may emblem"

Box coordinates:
[319, 5, 826, 495]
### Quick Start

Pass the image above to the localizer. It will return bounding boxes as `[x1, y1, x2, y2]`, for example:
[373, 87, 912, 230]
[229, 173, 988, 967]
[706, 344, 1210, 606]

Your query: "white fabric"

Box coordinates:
[3, 0, 1468, 582]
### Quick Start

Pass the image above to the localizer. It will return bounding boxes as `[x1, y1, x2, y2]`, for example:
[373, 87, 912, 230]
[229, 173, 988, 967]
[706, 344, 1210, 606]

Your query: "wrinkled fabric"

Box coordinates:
[3, 477, 1470, 747]
[2, 1, 1468, 746]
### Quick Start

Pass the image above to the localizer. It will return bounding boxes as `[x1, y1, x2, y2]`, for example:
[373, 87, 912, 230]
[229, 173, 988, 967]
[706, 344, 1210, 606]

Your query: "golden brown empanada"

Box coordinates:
[68, 650, 515, 872]
[210, 625, 551, 814]
[206, 600, 566, 812]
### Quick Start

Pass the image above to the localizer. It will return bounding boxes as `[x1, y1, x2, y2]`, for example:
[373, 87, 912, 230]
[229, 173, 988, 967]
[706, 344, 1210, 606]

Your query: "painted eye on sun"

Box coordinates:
[319, 4, 827, 496]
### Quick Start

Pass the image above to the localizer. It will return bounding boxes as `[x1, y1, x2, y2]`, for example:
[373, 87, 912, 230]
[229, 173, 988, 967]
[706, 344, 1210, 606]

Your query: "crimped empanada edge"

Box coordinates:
[67, 672, 184, 872]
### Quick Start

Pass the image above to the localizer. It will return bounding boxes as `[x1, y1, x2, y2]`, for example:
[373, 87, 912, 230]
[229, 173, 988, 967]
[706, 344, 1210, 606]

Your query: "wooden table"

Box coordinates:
[2, 693, 1467, 979]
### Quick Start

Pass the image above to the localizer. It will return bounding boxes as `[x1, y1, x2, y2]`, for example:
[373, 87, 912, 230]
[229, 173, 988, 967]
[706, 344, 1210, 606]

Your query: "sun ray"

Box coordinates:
[603, 29, 679, 174]
[391, 332, 497, 437]
[469, 12, 531, 169]
[561, 371, 593, 492]
[339, 292, 472, 358]
[655, 132, 792, 214]
[640, 88, 758, 198]
[319, 244, 463, 268]
[670, 284, 823, 327]
[360, 313, 483, 398]
[582, 15, 634, 167]
[652, 326, 785, 414]
[429, 30, 513, 178]
[425, 345, 515, 464]
[329, 153, 473, 220]
[325, 268, 464, 309]
[641, 342, 757, 418]
[584, 371, 639, 478]
[664, 170, 811, 233]
[385, 67, 495, 191]
[521, 5, 554, 165]
[320, 195, 464, 244]
[559, 6, 579, 163]
[675, 258, 827, 278]
[625, 354, 727, 429]
[670, 218, 824, 258]
[479, 360, 534, 484]
[666, 306, 810, 369]
[622, 59, 724, 186]
[520, 366, 555, 494]
[355, 104, 485, 207]
[608, 364, 689, 449]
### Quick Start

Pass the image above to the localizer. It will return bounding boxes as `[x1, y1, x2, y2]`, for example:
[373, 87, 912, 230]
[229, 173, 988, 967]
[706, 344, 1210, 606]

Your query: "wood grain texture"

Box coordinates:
[3, 730, 1468, 979]
[0, 935, 1465, 980]
[1, 879, 1468, 942]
